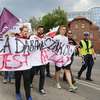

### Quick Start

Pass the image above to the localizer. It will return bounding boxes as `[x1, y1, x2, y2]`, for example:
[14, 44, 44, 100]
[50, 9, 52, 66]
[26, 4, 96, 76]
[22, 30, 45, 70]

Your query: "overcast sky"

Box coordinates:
[0, 0, 100, 21]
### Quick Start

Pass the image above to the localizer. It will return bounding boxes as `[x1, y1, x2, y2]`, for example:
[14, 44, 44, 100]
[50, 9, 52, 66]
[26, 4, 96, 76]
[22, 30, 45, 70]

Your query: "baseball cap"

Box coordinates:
[84, 32, 89, 36]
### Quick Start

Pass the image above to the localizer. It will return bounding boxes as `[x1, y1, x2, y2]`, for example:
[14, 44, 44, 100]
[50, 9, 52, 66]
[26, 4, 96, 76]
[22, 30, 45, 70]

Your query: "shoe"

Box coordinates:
[28, 96, 32, 100]
[56, 83, 61, 89]
[39, 89, 46, 95]
[3, 79, 7, 84]
[85, 78, 93, 81]
[16, 93, 22, 100]
[69, 86, 78, 92]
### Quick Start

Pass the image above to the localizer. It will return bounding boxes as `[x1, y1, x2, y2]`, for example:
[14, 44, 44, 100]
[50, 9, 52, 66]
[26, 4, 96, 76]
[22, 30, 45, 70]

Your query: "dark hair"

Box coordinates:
[20, 25, 28, 32]
[36, 25, 44, 30]
[56, 25, 67, 35]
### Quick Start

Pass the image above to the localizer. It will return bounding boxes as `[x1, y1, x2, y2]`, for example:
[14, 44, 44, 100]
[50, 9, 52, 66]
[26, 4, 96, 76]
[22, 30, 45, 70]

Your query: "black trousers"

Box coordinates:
[78, 54, 94, 79]
[30, 65, 46, 90]
[15, 69, 31, 100]
[46, 63, 51, 75]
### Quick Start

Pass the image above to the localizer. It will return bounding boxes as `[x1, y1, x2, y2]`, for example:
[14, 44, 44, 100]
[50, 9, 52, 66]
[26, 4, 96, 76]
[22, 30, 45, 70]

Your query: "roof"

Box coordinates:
[68, 16, 92, 27]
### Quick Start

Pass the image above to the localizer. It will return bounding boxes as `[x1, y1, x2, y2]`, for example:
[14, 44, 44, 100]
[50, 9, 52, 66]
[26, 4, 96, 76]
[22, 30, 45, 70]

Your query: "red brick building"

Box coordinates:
[68, 16, 100, 53]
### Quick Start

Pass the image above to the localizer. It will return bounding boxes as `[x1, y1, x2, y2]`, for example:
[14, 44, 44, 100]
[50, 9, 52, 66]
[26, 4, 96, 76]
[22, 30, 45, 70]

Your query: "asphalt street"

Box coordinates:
[0, 55, 100, 100]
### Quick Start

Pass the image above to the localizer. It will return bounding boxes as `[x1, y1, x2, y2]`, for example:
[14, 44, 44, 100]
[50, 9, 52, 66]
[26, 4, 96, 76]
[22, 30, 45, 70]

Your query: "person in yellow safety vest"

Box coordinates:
[77, 32, 96, 81]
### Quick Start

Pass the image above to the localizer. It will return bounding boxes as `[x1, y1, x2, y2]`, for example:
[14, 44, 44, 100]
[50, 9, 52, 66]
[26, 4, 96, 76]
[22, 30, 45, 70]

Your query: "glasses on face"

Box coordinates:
[84, 34, 89, 36]
[68, 32, 72, 34]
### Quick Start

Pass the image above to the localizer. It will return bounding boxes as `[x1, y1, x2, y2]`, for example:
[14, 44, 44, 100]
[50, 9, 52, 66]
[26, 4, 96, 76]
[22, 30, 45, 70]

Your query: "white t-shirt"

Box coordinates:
[54, 34, 69, 44]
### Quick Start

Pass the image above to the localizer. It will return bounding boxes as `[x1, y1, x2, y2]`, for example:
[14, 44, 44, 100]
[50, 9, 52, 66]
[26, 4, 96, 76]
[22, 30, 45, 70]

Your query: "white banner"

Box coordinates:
[0, 36, 75, 71]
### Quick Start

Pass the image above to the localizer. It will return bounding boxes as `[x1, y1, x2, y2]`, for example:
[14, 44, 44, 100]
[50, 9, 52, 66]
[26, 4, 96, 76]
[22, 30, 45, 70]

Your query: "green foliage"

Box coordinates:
[41, 7, 68, 32]
[29, 7, 68, 33]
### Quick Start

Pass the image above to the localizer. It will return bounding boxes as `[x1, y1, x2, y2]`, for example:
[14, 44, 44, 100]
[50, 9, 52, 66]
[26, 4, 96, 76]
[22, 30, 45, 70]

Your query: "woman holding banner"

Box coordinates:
[15, 25, 32, 100]
[53, 25, 77, 92]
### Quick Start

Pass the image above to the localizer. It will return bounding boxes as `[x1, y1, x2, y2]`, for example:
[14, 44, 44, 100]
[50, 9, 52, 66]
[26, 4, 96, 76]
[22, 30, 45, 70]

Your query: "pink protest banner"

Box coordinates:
[0, 36, 75, 71]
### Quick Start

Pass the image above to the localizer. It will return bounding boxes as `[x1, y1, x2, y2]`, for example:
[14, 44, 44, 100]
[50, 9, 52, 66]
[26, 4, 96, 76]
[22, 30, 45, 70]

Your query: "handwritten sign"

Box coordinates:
[0, 36, 75, 71]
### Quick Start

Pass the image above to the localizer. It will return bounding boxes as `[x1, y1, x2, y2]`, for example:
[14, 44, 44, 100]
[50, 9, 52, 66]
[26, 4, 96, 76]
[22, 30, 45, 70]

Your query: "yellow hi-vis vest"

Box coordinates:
[80, 40, 93, 56]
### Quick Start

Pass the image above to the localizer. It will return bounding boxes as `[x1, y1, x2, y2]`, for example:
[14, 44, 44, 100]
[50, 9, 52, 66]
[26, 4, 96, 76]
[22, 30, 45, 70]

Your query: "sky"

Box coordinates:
[0, 0, 100, 21]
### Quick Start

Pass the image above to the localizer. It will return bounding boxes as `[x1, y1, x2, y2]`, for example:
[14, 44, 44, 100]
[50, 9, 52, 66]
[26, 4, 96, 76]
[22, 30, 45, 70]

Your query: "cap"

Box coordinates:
[84, 32, 89, 36]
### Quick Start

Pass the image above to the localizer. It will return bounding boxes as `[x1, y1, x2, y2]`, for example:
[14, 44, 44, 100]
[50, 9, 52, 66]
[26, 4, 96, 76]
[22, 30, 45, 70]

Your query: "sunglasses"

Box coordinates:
[84, 34, 89, 36]
[68, 32, 72, 34]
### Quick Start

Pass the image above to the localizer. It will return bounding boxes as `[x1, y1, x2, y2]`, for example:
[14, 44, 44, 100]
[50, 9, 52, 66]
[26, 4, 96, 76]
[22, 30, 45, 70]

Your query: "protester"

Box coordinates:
[54, 25, 77, 92]
[2, 33, 15, 84]
[63, 30, 78, 85]
[14, 25, 32, 100]
[30, 25, 48, 95]
[77, 32, 96, 81]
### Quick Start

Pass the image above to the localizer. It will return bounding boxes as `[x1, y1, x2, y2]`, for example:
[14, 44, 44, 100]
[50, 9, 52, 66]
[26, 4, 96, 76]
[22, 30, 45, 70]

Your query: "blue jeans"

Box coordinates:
[4, 71, 14, 81]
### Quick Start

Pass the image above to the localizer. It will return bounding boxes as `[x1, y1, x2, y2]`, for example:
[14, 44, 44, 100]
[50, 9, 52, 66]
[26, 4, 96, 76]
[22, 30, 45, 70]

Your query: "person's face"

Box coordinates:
[84, 34, 89, 40]
[67, 31, 72, 38]
[59, 27, 66, 35]
[37, 27, 44, 35]
[21, 28, 28, 37]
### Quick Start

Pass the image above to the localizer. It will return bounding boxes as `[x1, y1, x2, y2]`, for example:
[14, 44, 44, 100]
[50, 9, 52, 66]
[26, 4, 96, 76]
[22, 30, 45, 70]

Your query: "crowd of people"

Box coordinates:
[0, 24, 96, 100]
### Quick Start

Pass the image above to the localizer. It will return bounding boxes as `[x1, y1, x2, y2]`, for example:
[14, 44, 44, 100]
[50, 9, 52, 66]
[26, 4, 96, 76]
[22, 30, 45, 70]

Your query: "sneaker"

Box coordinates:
[39, 89, 46, 95]
[28, 96, 32, 100]
[57, 83, 61, 89]
[3, 79, 7, 84]
[69, 86, 78, 92]
[16, 93, 22, 100]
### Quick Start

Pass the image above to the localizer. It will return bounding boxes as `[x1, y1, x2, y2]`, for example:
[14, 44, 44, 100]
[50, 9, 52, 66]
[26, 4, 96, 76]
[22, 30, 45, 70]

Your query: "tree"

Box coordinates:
[29, 16, 39, 30]
[29, 7, 68, 33]
[40, 6, 68, 32]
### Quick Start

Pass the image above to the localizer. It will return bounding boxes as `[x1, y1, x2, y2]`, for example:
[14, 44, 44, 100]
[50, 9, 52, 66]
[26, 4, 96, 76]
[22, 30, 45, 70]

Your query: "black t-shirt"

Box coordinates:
[68, 38, 78, 56]
[68, 38, 77, 45]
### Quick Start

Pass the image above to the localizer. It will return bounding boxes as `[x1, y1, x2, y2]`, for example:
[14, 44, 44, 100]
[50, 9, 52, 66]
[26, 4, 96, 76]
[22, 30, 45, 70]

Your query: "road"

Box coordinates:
[0, 55, 100, 100]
